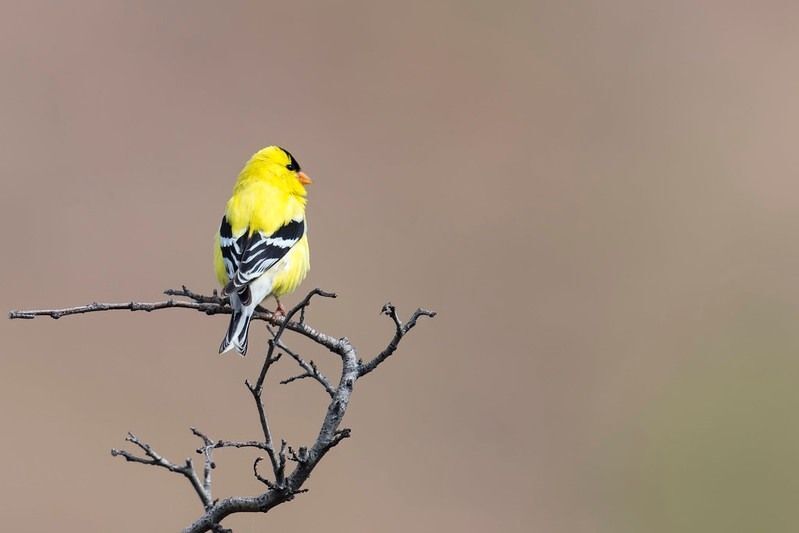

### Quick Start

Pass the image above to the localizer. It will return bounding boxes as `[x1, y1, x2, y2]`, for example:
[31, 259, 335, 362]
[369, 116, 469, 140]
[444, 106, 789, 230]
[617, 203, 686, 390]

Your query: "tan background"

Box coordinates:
[3, 1, 799, 532]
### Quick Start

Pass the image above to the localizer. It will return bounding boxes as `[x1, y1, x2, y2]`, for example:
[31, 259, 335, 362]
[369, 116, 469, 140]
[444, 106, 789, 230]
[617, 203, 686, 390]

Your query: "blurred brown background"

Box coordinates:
[3, 1, 799, 532]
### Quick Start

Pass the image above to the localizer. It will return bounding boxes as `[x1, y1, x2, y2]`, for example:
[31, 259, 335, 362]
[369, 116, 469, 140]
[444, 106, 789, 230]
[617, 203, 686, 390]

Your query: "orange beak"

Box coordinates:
[297, 171, 313, 185]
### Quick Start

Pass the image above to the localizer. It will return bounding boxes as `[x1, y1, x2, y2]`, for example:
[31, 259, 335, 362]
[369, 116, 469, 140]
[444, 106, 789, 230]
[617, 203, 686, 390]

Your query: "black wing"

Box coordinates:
[220, 216, 305, 296]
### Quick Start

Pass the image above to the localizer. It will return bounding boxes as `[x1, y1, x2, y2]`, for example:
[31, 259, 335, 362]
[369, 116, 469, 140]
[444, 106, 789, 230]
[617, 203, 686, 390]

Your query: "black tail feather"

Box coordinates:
[219, 307, 253, 356]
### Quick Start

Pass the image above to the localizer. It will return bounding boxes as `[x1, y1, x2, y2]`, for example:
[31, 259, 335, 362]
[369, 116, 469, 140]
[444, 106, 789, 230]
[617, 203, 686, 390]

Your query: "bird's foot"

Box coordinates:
[273, 299, 286, 317]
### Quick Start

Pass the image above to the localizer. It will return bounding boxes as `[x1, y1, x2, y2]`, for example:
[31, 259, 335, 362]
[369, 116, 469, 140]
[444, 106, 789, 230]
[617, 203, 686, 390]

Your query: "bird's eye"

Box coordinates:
[279, 146, 301, 172]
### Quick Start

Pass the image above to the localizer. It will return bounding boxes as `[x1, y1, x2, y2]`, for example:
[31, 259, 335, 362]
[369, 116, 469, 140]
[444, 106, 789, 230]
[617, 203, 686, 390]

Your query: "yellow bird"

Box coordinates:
[214, 146, 312, 355]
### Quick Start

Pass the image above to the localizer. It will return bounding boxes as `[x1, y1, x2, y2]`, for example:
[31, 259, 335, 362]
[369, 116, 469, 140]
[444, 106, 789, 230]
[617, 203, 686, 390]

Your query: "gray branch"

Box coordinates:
[358, 303, 437, 377]
[10, 287, 433, 533]
[190, 428, 215, 497]
[276, 339, 336, 397]
[9, 286, 344, 352]
[207, 439, 270, 451]
[111, 432, 212, 510]
[182, 333, 359, 533]
[244, 348, 282, 484]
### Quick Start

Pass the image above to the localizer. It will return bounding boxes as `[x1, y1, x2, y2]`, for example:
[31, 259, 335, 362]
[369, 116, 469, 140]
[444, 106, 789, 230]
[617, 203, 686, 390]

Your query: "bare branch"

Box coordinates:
[111, 432, 212, 509]
[9, 286, 345, 353]
[245, 349, 282, 485]
[182, 332, 361, 533]
[191, 428, 215, 497]
[276, 439, 288, 484]
[11, 287, 434, 533]
[209, 440, 270, 451]
[164, 286, 226, 304]
[277, 340, 336, 397]
[253, 457, 277, 489]
[8, 299, 227, 320]
[358, 303, 436, 377]
[330, 428, 352, 448]
[244, 288, 339, 483]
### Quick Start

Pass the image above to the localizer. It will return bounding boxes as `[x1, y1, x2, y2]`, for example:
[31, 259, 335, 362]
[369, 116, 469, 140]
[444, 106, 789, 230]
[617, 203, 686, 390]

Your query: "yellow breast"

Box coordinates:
[270, 233, 310, 298]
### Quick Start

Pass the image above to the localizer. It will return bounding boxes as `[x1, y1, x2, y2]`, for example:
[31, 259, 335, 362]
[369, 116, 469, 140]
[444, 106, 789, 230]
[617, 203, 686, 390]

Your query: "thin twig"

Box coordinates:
[111, 432, 211, 509]
[358, 304, 436, 377]
[276, 340, 336, 397]
[209, 440, 271, 451]
[243, 288, 337, 485]
[245, 350, 282, 484]
[8, 300, 227, 320]
[164, 286, 226, 304]
[253, 457, 277, 489]
[191, 428, 215, 497]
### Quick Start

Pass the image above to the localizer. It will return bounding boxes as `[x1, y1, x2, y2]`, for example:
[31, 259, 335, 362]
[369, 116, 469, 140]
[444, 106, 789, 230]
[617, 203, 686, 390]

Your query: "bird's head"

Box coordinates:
[241, 145, 312, 195]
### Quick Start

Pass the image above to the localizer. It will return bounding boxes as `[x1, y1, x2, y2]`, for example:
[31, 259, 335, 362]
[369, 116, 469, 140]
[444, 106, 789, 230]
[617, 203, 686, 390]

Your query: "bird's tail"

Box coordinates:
[219, 305, 254, 356]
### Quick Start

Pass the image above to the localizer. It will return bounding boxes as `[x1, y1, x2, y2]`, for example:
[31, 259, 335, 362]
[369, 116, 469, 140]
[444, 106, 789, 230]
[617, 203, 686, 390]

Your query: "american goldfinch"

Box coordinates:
[214, 146, 312, 355]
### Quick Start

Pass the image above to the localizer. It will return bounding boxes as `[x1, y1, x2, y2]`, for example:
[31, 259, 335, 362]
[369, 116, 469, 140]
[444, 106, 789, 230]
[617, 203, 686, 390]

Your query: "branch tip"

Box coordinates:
[253, 457, 277, 489]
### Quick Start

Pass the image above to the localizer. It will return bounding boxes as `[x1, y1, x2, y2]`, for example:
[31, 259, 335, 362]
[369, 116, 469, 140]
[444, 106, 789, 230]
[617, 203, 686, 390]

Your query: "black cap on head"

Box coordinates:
[279, 146, 301, 172]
